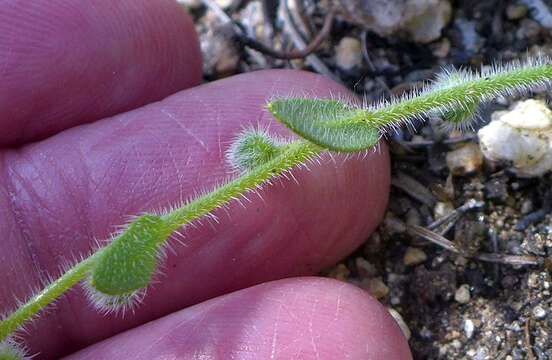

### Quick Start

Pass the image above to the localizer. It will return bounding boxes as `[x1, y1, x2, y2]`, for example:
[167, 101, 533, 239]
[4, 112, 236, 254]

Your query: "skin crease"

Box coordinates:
[0, 1, 412, 359]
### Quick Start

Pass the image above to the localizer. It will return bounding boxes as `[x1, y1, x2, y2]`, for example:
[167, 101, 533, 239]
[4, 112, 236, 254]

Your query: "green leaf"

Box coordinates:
[268, 99, 380, 152]
[90, 215, 170, 296]
[227, 129, 283, 173]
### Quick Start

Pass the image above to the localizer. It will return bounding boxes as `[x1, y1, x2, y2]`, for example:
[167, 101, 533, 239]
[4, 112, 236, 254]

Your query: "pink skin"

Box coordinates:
[0, 0, 201, 147]
[67, 278, 412, 360]
[0, 1, 412, 359]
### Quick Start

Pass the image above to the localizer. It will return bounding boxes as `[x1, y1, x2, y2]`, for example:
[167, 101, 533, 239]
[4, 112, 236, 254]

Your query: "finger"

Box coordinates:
[65, 278, 411, 360]
[0, 0, 201, 147]
[0, 69, 390, 358]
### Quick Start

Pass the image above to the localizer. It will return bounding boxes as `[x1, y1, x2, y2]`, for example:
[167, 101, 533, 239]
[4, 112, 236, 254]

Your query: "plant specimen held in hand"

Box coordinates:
[1, 55, 551, 359]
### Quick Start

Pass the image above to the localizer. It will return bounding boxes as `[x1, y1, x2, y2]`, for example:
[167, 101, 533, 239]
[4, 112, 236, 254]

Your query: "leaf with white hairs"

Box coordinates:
[268, 98, 380, 152]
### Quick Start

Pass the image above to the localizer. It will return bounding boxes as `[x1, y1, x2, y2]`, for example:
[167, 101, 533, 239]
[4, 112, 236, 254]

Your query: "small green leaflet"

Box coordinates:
[90, 215, 169, 295]
[268, 98, 380, 152]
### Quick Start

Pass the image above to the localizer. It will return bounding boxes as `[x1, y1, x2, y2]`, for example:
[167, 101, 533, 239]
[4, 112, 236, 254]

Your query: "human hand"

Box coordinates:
[0, 1, 411, 359]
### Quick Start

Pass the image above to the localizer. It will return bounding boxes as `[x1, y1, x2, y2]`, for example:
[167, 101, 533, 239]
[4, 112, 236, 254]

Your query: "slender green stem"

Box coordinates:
[365, 64, 552, 127]
[162, 141, 322, 230]
[0, 253, 101, 341]
[0, 141, 321, 342]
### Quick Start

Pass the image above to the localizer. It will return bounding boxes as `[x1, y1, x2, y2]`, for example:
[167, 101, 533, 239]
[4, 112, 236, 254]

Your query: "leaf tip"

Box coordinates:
[226, 128, 284, 173]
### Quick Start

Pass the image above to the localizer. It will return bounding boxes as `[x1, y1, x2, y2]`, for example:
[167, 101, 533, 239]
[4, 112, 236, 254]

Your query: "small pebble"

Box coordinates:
[403, 247, 428, 266]
[446, 143, 484, 176]
[355, 257, 378, 278]
[216, 45, 241, 75]
[388, 308, 411, 340]
[527, 273, 540, 288]
[335, 37, 362, 71]
[177, 0, 202, 10]
[532, 305, 547, 320]
[473, 347, 489, 360]
[520, 199, 534, 214]
[214, 0, 233, 8]
[390, 296, 401, 306]
[545, 257, 552, 272]
[455, 284, 471, 304]
[455, 256, 468, 267]
[340, 0, 451, 43]
[464, 318, 475, 339]
[434, 201, 455, 220]
[404, 0, 452, 43]
[201, 23, 241, 78]
[327, 263, 350, 281]
[479, 99, 552, 177]
[406, 208, 422, 227]
[419, 327, 433, 339]
[505, 4, 528, 20]
[384, 214, 407, 234]
[361, 278, 390, 299]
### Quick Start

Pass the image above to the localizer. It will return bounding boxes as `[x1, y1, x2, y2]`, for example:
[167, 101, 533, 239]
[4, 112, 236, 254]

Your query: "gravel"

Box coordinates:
[185, 0, 552, 358]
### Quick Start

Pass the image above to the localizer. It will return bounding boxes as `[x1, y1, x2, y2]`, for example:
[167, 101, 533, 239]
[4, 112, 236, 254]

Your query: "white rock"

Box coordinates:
[404, 0, 452, 43]
[454, 284, 471, 304]
[533, 305, 547, 319]
[214, 0, 233, 8]
[338, 0, 452, 43]
[478, 99, 552, 177]
[434, 201, 455, 219]
[464, 318, 475, 339]
[335, 37, 363, 71]
[446, 143, 484, 176]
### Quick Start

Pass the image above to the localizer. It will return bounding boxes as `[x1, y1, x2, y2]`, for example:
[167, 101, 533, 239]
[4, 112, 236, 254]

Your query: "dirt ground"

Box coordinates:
[181, 0, 551, 358]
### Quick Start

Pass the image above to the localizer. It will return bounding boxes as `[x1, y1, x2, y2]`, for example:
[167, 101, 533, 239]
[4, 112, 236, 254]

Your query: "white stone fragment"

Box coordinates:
[464, 318, 475, 339]
[335, 37, 363, 71]
[338, 0, 452, 43]
[454, 284, 471, 304]
[478, 99, 552, 177]
[533, 305, 547, 319]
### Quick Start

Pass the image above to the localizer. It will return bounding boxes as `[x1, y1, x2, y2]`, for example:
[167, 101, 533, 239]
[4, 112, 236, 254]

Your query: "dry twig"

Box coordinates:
[408, 224, 540, 266]
[238, 7, 336, 60]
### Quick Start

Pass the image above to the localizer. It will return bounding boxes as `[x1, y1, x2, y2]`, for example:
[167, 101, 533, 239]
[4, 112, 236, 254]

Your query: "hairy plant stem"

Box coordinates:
[0, 254, 99, 341]
[0, 141, 321, 341]
[162, 141, 321, 230]
[365, 64, 552, 128]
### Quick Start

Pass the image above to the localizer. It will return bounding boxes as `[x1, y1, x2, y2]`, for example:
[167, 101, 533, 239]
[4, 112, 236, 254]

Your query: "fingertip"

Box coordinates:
[67, 277, 412, 360]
